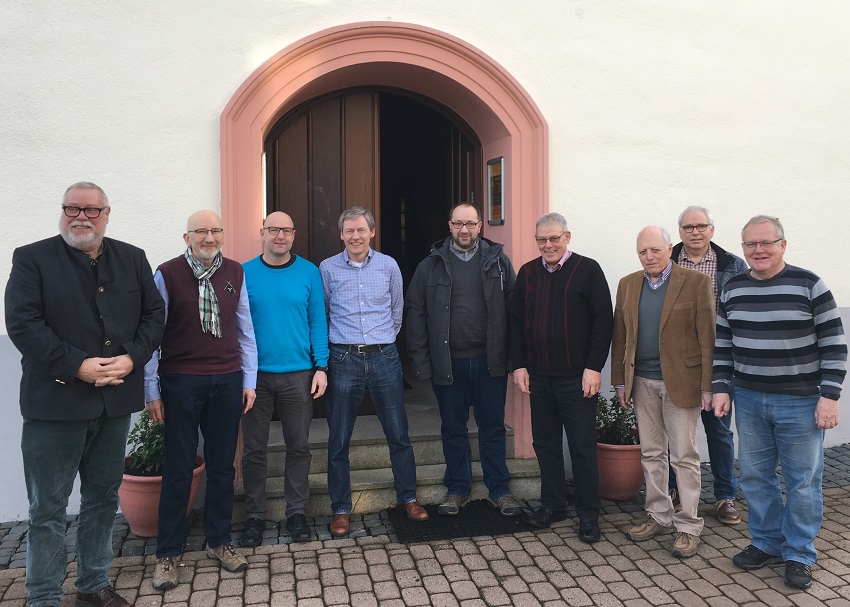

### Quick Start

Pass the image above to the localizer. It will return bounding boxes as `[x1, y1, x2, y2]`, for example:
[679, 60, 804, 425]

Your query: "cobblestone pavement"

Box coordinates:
[0, 445, 848, 606]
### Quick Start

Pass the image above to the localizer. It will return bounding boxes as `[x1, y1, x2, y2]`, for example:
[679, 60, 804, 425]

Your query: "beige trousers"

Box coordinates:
[632, 376, 704, 536]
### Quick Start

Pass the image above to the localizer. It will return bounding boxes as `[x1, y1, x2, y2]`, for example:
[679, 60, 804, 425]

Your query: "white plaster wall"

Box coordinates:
[1, 0, 848, 519]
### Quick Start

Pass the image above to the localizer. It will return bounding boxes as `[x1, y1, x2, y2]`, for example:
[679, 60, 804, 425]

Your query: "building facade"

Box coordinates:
[1, 0, 848, 520]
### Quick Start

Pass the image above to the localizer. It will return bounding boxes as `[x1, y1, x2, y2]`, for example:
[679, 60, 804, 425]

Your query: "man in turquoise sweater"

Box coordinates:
[241, 211, 329, 545]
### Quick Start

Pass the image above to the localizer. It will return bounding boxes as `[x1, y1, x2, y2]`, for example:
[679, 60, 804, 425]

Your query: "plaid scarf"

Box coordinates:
[184, 248, 223, 338]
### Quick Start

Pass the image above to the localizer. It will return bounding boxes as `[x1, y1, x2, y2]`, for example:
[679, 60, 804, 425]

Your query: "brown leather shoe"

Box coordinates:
[401, 501, 429, 521]
[76, 585, 130, 607]
[716, 499, 742, 525]
[329, 513, 350, 536]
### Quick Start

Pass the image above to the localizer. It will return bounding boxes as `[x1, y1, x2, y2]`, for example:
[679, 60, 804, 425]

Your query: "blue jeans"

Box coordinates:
[670, 406, 738, 501]
[326, 343, 417, 513]
[432, 356, 510, 499]
[157, 372, 243, 557]
[529, 372, 600, 522]
[22, 414, 131, 607]
[735, 387, 824, 565]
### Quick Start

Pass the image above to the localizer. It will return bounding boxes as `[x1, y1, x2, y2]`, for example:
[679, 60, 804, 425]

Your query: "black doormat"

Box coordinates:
[387, 499, 535, 543]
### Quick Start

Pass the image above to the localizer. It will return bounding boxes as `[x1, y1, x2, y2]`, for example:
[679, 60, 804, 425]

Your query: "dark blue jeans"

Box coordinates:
[326, 343, 417, 514]
[157, 372, 243, 557]
[432, 356, 510, 499]
[529, 372, 600, 522]
[669, 406, 738, 501]
[22, 414, 131, 607]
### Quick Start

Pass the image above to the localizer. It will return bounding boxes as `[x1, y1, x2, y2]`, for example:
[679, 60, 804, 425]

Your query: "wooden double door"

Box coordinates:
[264, 89, 481, 416]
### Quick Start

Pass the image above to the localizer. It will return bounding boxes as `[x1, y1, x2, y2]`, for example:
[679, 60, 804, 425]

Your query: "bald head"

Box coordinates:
[184, 210, 224, 266]
[187, 210, 222, 232]
[636, 225, 673, 279]
[261, 211, 296, 265]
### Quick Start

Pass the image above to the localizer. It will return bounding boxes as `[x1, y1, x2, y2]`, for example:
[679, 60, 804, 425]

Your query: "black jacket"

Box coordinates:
[405, 237, 516, 385]
[5, 235, 165, 420]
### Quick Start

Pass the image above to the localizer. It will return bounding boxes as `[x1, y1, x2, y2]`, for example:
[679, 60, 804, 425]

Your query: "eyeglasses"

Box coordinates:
[263, 226, 294, 236]
[62, 205, 108, 219]
[450, 221, 480, 230]
[189, 228, 224, 236]
[535, 232, 567, 245]
[681, 223, 712, 233]
[742, 238, 783, 251]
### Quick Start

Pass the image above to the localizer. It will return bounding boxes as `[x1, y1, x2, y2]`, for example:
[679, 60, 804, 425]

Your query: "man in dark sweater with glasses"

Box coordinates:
[510, 212, 613, 542]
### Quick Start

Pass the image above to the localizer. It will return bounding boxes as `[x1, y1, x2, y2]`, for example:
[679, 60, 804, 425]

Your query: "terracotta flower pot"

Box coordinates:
[597, 442, 643, 501]
[119, 456, 205, 538]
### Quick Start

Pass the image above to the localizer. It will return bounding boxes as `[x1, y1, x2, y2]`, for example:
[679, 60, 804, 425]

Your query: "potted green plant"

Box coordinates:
[118, 411, 205, 537]
[595, 390, 643, 500]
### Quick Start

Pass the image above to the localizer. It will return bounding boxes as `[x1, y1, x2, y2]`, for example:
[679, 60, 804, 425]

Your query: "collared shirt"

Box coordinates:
[143, 268, 258, 401]
[449, 240, 479, 261]
[320, 248, 403, 345]
[542, 248, 572, 272]
[678, 245, 718, 296]
[644, 261, 673, 290]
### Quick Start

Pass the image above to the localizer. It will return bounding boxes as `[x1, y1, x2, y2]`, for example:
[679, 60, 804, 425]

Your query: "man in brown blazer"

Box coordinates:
[611, 226, 715, 559]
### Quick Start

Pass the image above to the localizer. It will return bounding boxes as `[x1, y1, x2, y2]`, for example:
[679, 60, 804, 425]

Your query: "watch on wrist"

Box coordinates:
[314, 366, 328, 373]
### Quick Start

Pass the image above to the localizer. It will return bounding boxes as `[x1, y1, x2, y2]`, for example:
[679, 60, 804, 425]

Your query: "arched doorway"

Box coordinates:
[263, 88, 481, 283]
[220, 22, 548, 456]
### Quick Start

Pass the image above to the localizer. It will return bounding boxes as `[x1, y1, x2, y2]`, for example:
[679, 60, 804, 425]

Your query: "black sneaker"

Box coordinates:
[732, 544, 782, 570]
[784, 560, 813, 589]
[240, 517, 265, 548]
[286, 513, 312, 543]
[527, 507, 568, 529]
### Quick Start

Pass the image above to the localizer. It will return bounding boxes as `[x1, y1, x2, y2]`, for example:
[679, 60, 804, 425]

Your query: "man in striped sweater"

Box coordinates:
[712, 215, 846, 590]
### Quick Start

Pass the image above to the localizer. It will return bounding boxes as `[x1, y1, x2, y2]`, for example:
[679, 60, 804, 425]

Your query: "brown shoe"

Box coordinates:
[76, 585, 130, 607]
[329, 513, 350, 536]
[715, 500, 742, 525]
[401, 501, 429, 521]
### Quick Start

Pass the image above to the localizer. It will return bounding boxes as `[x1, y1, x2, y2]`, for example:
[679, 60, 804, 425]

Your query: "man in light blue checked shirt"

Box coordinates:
[320, 206, 428, 537]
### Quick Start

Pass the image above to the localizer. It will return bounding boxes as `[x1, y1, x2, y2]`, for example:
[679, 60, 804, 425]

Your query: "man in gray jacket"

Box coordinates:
[406, 202, 522, 517]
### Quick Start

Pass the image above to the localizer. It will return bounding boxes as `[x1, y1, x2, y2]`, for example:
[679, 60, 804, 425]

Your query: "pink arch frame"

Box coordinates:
[220, 21, 548, 457]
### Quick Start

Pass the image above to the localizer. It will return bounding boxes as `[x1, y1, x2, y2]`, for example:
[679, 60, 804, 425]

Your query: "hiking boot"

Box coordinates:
[715, 500, 742, 525]
[784, 560, 813, 589]
[488, 493, 524, 517]
[669, 488, 682, 513]
[286, 513, 312, 542]
[206, 543, 248, 572]
[152, 556, 179, 591]
[240, 517, 265, 548]
[438, 494, 469, 516]
[671, 532, 700, 558]
[626, 516, 672, 541]
[732, 544, 783, 570]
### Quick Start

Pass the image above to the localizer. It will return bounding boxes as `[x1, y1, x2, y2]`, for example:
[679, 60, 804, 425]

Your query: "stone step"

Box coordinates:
[233, 457, 541, 520]
[262, 418, 516, 475]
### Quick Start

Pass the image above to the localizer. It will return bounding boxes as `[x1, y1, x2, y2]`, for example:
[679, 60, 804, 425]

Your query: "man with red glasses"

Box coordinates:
[5, 182, 164, 607]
